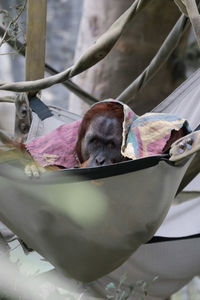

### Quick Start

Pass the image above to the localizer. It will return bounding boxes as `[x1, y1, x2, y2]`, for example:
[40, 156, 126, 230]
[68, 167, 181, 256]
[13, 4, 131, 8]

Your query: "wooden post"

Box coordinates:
[26, 0, 47, 86]
[14, 0, 47, 138]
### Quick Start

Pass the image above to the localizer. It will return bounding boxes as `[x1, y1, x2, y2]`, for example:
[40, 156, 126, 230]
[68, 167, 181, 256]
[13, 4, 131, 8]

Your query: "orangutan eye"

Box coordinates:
[90, 138, 99, 145]
[107, 141, 115, 148]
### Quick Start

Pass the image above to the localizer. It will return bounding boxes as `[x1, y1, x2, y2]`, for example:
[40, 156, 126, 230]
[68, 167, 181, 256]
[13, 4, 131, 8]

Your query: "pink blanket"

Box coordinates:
[26, 120, 81, 168]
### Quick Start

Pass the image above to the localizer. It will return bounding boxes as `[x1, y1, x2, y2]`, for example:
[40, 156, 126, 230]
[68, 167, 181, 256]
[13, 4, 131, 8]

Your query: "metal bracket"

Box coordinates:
[170, 130, 200, 161]
[14, 93, 32, 140]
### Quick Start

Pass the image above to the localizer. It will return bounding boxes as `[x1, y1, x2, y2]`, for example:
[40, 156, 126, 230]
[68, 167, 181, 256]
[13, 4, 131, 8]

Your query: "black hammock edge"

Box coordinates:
[147, 234, 200, 244]
[0, 154, 173, 185]
[33, 154, 172, 184]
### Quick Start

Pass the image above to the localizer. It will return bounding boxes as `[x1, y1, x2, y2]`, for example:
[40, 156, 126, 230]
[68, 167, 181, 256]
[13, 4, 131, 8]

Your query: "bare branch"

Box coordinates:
[0, 0, 148, 93]
[0, 0, 27, 48]
[0, 26, 98, 104]
[0, 51, 17, 55]
[0, 25, 25, 55]
[0, 96, 15, 102]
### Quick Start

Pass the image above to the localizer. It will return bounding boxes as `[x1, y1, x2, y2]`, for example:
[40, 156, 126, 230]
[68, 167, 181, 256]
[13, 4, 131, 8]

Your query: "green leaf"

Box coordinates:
[106, 282, 116, 290]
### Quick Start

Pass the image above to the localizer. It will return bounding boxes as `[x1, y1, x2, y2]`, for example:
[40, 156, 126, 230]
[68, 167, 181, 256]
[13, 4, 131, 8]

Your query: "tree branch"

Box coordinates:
[0, 96, 15, 102]
[0, 51, 17, 55]
[0, 26, 99, 104]
[0, 0, 27, 48]
[0, 0, 149, 93]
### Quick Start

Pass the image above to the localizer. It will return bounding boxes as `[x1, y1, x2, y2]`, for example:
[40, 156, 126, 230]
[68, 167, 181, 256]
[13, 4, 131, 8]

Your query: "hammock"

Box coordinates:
[1, 69, 200, 282]
[1, 0, 200, 286]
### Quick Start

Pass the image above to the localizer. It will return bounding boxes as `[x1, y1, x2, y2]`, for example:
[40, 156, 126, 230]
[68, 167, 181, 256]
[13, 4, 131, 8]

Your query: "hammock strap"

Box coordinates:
[29, 97, 53, 120]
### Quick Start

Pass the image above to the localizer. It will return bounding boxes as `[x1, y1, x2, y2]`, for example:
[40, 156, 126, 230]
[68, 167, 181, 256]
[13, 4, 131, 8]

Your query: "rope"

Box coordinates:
[117, 14, 190, 104]
[174, 0, 188, 16]
[175, 1, 200, 49]
[184, 0, 200, 49]
[0, 0, 149, 93]
[0, 27, 98, 105]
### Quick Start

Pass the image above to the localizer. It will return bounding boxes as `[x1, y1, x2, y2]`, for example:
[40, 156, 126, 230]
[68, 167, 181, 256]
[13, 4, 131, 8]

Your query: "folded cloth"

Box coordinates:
[26, 100, 191, 168]
[122, 112, 191, 160]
